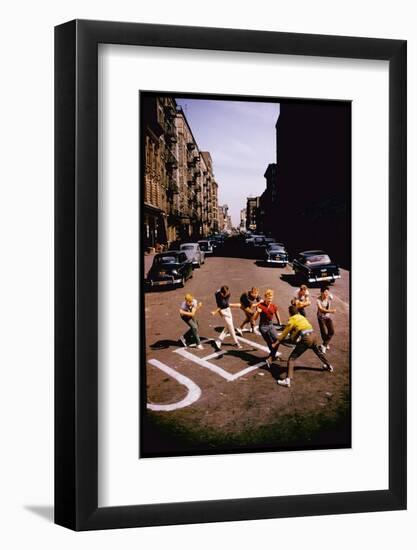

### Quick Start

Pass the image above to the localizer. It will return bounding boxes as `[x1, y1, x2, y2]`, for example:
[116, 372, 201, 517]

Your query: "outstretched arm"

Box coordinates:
[253, 307, 261, 322]
[278, 322, 292, 342]
[275, 309, 281, 325]
[179, 308, 193, 317]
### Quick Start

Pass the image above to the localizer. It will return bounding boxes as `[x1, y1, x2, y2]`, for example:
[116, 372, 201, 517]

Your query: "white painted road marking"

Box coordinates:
[235, 335, 282, 356]
[147, 359, 202, 411]
[174, 347, 269, 381]
[175, 348, 236, 381]
[202, 350, 226, 361]
[148, 333, 281, 411]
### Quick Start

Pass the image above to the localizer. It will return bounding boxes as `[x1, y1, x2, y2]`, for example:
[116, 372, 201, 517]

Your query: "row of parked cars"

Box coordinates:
[145, 236, 226, 290]
[244, 234, 289, 266]
[244, 233, 341, 285]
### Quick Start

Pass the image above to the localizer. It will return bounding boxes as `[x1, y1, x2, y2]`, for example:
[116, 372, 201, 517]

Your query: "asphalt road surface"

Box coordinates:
[142, 246, 350, 457]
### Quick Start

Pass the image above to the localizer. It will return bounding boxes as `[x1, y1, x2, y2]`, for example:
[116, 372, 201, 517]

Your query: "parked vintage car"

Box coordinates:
[264, 242, 288, 266]
[292, 250, 341, 285]
[179, 242, 205, 268]
[198, 239, 214, 256]
[209, 239, 220, 251]
[211, 234, 227, 245]
[245, 234, 264, 247]
[146, 251, 193, 288]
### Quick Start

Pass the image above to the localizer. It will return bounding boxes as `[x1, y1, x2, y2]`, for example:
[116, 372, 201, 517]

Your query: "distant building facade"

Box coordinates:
[142, 96, 175, 248]
[239, 208, 247, 232]
[257, 163, 278, 236]
[142, 96, 220, 249]
[246, 196, 260, 231]
[200, 152, 219, 236]
[273, 102, 351, 267]
[218, 204, 232, 233]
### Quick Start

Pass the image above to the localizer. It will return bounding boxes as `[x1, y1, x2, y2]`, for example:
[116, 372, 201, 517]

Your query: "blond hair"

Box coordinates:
[184, 293, 194, 302]
[265, 288, 274, 297]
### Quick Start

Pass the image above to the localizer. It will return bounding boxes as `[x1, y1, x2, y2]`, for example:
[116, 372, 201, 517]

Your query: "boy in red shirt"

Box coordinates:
[253, 289, 281, 367]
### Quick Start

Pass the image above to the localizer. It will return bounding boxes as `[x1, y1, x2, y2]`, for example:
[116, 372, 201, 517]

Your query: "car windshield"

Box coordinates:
[155, 255, 178, 265]
[181, 245, 196, 250]
[268, 245, 284, 252]
[305, 254, 331, 266]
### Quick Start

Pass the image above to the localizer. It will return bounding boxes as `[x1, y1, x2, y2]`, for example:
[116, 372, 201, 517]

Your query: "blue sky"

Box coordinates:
[176, 98, 280, 226]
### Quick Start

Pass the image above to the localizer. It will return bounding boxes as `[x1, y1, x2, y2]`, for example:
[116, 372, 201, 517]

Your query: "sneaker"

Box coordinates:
[326, 344, 331, 350]
[322, 363, 334, 373]
[236, 328, 243, 337]
[320, 344, 326, 354]
[179, 336, 187, 347]
[234, 343, 243, 349]
[264, 357, 272, 368]
[196, 344, 204, 350]
[277, 378, 291, 388]
[214, 340, 221, 351]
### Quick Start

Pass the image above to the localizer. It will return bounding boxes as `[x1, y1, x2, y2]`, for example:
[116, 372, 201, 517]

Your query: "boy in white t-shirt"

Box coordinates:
[316, 286, 336, 352]
[179, 294, 203, 349]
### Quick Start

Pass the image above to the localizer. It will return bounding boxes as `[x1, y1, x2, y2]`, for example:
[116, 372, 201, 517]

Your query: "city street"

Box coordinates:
[142, 240, 350, 457]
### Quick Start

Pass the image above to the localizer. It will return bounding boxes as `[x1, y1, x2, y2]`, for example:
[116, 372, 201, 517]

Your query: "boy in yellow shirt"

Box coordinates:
[274, 306, 334, 388]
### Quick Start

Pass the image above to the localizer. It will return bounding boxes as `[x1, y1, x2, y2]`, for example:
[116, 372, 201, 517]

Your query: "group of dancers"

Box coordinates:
[179, 284, 336, 388]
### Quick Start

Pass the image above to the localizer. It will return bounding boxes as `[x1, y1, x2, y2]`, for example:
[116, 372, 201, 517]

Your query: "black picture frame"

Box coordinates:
[55, 19, 407, 531]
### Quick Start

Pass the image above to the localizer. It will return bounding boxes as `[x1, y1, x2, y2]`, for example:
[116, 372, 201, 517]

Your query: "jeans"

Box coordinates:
[318, 317, 334, 346]
[285, 332, 330, 378]
[218, 307, 238, 344]
[181, 317, 201, 346]
[259, 323, 278, 358]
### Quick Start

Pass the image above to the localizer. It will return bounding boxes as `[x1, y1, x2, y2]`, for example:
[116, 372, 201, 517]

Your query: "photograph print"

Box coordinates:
[141, 91, 351, 458]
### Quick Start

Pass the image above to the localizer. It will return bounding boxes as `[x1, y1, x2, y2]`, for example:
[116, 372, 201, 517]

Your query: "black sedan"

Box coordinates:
[292, 250, 341, 285]
[264, 243, 288, 266]
[146, 251, 193, 289]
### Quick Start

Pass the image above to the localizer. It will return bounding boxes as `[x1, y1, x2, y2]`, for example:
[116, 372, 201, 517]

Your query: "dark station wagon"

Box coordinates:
[292, 250, 341, 285]
[146, 251, 193, 289]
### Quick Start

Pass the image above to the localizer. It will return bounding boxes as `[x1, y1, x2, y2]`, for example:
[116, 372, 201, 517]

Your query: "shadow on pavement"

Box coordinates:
[144, 285, 179, 294]
[293, 365, 330, 373]
[150, 339, 181, 349]
[254, 260, 287, 269]
[280, 273, 300, 287]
